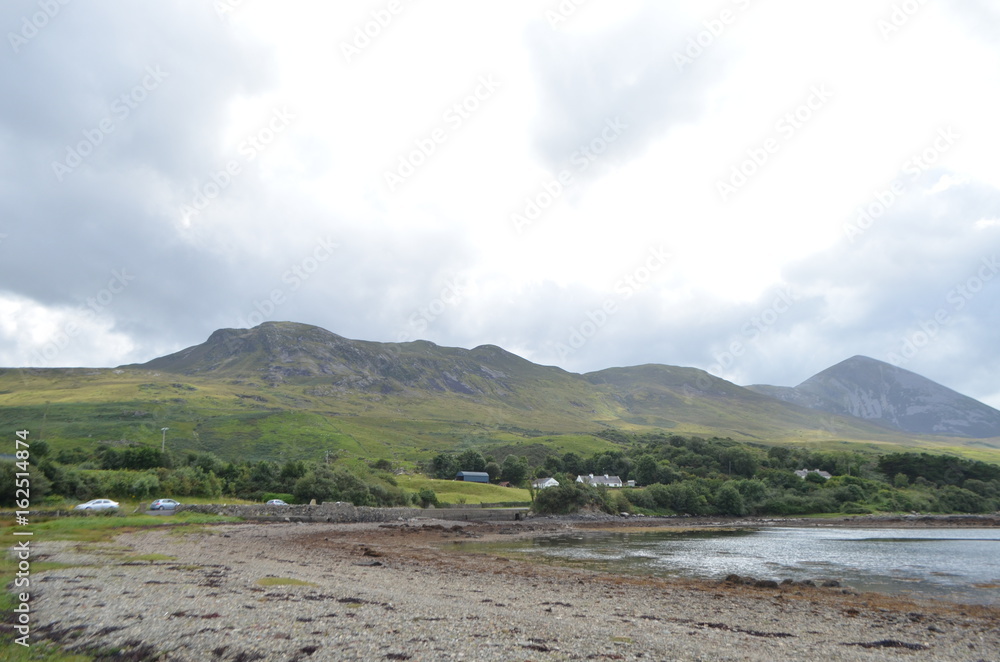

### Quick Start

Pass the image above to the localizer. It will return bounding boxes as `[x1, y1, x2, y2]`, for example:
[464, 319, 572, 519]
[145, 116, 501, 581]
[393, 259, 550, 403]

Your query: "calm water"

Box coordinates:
[470, 527, 1000, 605]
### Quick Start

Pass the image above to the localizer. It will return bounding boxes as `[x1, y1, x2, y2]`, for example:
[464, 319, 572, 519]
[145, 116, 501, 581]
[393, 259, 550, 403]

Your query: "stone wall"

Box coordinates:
[177, 502, 528, 522]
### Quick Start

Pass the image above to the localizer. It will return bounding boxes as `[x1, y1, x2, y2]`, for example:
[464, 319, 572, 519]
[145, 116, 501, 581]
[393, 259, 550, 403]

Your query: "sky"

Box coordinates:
[1, 0, 999, 408]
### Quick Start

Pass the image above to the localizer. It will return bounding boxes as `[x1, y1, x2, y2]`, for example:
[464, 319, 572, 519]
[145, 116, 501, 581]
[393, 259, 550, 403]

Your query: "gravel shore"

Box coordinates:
[22, 518, 1000, 661]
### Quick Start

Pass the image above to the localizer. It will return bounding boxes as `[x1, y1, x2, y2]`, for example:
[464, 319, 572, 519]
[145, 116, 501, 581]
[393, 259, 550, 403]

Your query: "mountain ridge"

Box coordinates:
[124, 321, 1000, 441]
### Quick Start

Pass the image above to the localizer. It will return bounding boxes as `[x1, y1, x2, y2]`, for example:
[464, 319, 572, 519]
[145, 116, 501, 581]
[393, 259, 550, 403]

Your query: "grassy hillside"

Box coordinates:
[1, 321, 998, 467]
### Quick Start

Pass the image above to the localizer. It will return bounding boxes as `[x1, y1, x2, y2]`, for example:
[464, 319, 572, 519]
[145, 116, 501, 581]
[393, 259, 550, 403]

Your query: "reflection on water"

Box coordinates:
[468, 527, 1000, 605]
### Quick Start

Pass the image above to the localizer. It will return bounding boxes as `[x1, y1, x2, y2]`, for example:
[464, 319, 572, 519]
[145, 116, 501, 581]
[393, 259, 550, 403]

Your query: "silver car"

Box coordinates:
[74, 499, 119, 511]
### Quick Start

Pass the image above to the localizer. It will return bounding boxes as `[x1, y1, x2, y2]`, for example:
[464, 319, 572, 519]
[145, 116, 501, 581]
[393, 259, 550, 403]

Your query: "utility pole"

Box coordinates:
[161, 427, 169, 453]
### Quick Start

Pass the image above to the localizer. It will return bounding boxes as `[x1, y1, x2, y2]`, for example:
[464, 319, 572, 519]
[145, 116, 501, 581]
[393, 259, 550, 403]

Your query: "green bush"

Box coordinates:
[417, 488, 438, 508]
[714, 483, 747, 516]
[532, 482, 613, 515]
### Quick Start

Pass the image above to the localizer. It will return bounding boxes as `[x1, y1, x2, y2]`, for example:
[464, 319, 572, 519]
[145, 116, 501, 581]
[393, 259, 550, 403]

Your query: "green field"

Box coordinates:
[395, 475, 531, 504]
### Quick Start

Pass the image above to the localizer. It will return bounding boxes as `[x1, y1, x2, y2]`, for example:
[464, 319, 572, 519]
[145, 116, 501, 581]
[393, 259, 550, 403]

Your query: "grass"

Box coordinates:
[395, 475, 532, 504]
[0, 512, 239, 544]
[6, 361, 997, 471]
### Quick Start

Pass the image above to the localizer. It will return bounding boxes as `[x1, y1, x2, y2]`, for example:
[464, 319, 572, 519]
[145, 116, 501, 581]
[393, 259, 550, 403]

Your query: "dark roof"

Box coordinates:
[455, 471, 490, 478]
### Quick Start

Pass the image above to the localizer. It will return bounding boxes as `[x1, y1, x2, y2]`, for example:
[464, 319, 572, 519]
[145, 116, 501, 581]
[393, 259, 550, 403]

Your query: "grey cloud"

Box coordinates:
[525, 5, 731, 177]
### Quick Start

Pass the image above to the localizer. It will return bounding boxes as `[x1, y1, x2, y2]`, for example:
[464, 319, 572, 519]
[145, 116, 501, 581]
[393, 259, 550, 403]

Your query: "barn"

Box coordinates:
[455, 471, 490, 483]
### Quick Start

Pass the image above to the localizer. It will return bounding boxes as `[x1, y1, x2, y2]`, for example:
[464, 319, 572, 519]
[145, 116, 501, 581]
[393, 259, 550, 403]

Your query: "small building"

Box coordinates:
[576, 474, 623, 488]
[455, 471, 489, 483]
[532, 477, 559, 489]
[795, 469, 832, 480]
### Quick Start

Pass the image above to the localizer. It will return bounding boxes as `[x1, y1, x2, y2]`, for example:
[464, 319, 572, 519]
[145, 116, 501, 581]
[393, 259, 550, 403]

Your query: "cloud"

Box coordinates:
[1, 0, 999, 411]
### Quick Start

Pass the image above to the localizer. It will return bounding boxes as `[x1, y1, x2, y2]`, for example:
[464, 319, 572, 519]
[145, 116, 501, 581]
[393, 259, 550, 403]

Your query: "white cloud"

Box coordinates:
[1, 0, 999, 408]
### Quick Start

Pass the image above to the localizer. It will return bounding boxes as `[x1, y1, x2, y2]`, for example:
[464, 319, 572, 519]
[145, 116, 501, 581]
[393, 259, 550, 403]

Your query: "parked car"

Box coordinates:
[150, 498, 180, 510]
[265, 499, 288, 506]
[74, 499, 119, 511]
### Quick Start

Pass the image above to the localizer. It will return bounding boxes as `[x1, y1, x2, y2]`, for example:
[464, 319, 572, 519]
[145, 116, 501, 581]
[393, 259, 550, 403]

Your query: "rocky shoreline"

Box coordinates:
[14, 517, 1000, 661]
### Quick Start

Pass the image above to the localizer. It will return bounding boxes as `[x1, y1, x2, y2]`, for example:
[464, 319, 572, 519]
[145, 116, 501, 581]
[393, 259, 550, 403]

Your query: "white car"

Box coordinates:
[74, 499, 119, 511]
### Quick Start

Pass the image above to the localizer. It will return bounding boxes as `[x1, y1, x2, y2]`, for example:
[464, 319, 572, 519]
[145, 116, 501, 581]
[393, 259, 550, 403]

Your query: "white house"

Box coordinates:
[794, 469, 832, 480]
[531, 477, 559, 489]
[576, 474, 623, 488]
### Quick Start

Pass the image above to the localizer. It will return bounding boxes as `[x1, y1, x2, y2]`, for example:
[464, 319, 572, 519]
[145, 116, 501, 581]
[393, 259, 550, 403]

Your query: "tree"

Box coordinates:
[532, 482, 613, 515]
[280, 460, 308, 482]
[250, 461, 281, 493]
[456, 449, 486, 473]
[561, 452, 583, 477]
[416, 488, 438, 508]
[635, 455, 659, 486]
[499, 455, 528, 485]
[714, 482, 747, 516]
[431, 453, 458, 480]
[719, 447, 758, 478]
[542, 455, 563, 475]
[484, 461, 502, 482]
[292, 467, 373, 506]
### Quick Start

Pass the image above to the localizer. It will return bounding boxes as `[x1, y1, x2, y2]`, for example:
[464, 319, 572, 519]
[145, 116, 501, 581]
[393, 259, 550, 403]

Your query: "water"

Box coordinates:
[470, 527, 1000, 605]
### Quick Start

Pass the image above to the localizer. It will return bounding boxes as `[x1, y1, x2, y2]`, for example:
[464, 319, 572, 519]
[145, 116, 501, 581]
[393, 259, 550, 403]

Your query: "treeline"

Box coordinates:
[3, 434, 998, 516]
[0, 443, 413, 508]
[433, 432, 1000, 516]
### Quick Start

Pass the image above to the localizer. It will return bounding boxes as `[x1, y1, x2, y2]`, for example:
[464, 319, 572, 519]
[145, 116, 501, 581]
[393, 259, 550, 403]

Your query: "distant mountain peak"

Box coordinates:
[750, 355, 1000, 438]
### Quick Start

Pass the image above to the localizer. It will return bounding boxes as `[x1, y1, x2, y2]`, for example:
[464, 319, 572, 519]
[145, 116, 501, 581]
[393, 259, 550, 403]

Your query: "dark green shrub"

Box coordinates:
[417, 488, 438, 508]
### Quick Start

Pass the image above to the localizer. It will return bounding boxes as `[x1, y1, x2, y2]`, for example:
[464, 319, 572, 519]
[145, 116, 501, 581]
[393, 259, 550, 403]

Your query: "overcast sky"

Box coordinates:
[2, 1, 999, 408]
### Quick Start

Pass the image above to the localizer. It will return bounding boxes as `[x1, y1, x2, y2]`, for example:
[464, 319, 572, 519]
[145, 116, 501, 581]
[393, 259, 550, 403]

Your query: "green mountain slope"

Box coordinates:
[1, 322, 997, 465]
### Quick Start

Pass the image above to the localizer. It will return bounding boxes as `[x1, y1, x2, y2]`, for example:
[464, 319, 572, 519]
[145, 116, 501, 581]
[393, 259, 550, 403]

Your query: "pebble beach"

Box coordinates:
[20, 518, 1000, 661]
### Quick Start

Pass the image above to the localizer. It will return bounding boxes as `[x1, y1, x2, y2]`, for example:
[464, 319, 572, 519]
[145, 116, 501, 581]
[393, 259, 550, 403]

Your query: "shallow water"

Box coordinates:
[468, 527, 1000, 604]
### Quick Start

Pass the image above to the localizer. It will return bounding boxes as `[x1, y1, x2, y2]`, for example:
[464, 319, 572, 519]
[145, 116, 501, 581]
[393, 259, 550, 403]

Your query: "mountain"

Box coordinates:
[127, 323, 961, 443]
[2, 323, 997, 465]
[746, 355, 1000, 438]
